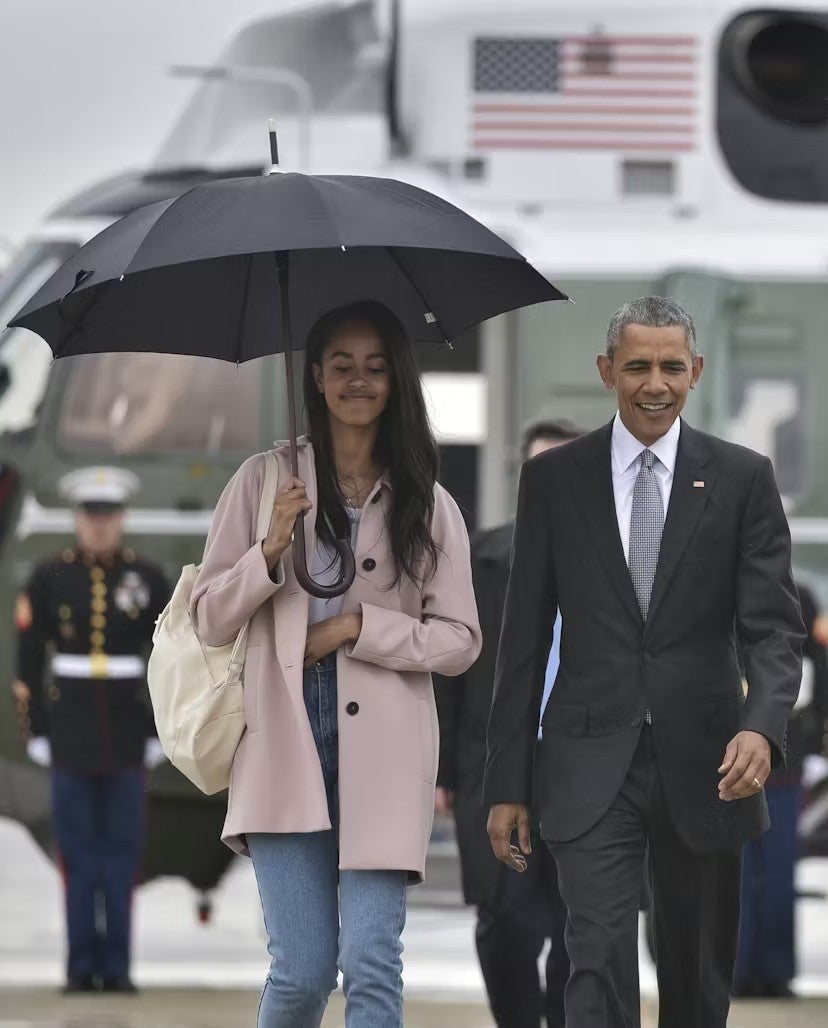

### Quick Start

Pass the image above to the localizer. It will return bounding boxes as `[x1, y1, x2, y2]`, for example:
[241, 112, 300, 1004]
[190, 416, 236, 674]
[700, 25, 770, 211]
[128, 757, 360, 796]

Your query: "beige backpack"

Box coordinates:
[147, 452, 279, 794]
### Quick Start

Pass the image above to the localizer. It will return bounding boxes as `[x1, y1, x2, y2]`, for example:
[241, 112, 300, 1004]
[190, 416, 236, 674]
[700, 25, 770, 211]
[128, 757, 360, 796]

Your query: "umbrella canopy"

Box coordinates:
[10, 170, 566, 596]
[11, 172, 565, 361]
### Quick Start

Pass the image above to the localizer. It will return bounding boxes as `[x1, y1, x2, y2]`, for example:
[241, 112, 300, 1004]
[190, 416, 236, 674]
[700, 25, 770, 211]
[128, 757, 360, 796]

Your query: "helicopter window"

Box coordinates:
[0, 242, 73, 436]
[58, 352, 261, 455]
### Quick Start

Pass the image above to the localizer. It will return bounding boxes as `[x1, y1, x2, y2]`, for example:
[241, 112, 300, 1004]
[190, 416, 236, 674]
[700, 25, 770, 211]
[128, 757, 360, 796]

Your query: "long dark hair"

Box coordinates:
[303, 301, 440, 584]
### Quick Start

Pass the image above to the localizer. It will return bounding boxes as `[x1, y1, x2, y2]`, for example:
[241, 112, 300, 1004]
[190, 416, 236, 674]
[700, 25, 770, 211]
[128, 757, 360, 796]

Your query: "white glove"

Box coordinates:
[143, 737, 167, 770]
[802, 754, 828, 791]
[27, 737, 51, 767]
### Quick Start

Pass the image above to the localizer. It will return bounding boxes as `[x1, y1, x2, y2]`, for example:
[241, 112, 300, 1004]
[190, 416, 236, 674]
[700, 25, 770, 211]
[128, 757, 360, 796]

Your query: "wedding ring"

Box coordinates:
[752, 777, 763, 790]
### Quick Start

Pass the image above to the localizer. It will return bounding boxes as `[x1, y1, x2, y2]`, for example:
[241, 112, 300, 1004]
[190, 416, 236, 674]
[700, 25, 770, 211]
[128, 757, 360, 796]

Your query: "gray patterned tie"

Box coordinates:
[629, 448, 664, 620]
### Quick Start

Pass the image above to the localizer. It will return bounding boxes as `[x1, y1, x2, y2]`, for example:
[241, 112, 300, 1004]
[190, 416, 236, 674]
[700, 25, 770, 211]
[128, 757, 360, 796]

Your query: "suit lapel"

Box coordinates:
[645, 423, 715, 629]
[572, 424, 642, 628]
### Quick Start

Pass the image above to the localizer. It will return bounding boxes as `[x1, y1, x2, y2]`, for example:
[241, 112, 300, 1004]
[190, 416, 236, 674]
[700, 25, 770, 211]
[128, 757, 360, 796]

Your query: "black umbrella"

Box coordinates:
[11, 134, 566, 597]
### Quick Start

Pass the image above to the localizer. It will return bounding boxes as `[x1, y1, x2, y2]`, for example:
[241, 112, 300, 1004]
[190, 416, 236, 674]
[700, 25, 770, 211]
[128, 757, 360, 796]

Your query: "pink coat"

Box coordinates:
[190, 439, 481, 880]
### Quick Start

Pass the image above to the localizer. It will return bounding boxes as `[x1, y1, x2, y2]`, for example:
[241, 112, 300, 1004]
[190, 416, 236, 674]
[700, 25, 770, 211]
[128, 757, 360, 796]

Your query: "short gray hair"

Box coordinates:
[606, 297, 697, 359]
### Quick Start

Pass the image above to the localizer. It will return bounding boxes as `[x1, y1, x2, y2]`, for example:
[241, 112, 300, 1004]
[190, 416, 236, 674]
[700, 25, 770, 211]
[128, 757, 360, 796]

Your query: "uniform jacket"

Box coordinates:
[190, 439, 481, 880]
[484, 420, 806, 854]
[435, 522, 512, 905]
[17, 547, 169, 773]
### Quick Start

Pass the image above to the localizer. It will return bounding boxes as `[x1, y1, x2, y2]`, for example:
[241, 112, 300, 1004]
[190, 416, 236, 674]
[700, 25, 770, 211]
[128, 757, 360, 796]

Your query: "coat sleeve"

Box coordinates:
[483, 457, 557, 807]
[434, 671, 464, 790]
[190, 454, 285, 647]
[737, 457, 806, 766]
[346, 487, 481, 677]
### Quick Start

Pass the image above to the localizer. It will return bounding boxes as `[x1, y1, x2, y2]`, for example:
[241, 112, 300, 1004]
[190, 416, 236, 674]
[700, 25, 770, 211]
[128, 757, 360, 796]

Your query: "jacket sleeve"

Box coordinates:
[483, 457, 557, 807]
[190, 454, 285, 647]
[347, 487, 481, 676]
[434, 671, 464, 790]
[737, 457, 807, 766]
[16, 567, 50, 739]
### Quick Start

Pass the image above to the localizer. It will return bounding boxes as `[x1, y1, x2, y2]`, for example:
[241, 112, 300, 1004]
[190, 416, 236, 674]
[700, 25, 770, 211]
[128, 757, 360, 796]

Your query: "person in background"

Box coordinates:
[734, 581, 828, 998]
[435, 417, 585, 1028]
[12, 467, 169, 995]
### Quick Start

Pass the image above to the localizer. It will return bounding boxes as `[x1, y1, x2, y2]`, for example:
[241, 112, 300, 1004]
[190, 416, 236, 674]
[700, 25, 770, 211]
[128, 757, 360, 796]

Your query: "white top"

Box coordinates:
[308, 507, 362, 626]
[611, 413, 680, 565]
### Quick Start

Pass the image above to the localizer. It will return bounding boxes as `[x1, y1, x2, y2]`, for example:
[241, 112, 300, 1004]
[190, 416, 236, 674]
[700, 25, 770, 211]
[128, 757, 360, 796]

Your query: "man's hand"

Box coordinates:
[718, 730, 771, 802]
[487, 803, 532, 872]
[434, 786, 454, 817]
[303, 613, 362, 668]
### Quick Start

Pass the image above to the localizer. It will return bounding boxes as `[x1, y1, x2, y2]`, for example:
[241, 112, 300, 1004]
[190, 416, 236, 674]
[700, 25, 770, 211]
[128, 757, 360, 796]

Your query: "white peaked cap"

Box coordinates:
[58, 466, 141, 507]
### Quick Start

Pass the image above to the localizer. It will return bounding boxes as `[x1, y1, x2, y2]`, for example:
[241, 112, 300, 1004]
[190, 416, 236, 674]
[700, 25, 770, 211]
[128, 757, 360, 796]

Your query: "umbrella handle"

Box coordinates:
[291, 513, 357, 598]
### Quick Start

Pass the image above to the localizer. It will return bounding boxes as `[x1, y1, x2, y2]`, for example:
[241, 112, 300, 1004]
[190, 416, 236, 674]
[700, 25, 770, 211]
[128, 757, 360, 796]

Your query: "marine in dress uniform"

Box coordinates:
[13, 467, 170, 994]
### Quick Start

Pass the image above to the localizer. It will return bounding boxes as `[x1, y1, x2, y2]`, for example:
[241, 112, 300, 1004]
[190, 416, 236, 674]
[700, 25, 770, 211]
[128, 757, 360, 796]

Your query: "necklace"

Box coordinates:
[338, 472, 377, 509]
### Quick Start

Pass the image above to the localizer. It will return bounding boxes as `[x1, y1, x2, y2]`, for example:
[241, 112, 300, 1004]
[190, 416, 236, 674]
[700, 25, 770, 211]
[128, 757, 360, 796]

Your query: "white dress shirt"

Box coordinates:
[611, 413, 680, 564]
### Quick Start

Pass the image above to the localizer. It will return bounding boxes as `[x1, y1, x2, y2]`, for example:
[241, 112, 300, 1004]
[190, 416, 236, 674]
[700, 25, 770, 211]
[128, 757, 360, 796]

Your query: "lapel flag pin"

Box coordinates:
[693, 481, 705, 488]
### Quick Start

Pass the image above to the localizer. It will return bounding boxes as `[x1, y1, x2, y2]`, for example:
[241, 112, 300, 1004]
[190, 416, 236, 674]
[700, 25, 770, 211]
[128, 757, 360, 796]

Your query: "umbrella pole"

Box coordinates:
[277, 255, 300, 480]
[275, 251, 356, 599]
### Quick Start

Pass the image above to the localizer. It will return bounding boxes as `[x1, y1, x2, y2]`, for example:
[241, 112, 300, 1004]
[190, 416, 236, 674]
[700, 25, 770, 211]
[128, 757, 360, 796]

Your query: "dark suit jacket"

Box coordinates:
[435, 523, 513, 905]
[483, 420, 806, 854]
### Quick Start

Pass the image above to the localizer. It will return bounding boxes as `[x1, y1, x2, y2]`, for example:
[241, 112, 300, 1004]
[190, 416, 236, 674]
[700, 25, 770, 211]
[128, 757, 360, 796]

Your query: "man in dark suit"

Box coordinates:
[484, 297, 805, 1028]
[435, 418, 584, 1028]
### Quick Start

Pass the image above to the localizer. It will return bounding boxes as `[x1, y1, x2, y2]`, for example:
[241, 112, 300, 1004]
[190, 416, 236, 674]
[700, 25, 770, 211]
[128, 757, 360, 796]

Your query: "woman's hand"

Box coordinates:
[262, 477, 312, 569]
[304, 613, 362, 668]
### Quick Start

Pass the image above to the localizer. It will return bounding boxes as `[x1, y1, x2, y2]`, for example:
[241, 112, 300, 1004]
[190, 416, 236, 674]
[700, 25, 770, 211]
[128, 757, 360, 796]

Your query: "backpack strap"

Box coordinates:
[255, 450, 280, 541]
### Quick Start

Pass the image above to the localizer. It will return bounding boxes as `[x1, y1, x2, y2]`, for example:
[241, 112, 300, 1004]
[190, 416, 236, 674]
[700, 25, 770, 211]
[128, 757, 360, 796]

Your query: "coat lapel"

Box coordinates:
[572, 424, 642, 628]
[645, 423, 715, 629]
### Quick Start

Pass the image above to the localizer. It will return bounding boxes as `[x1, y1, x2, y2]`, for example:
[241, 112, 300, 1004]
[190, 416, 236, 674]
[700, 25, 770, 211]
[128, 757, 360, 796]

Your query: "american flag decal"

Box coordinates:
[472, 35, 699, 153]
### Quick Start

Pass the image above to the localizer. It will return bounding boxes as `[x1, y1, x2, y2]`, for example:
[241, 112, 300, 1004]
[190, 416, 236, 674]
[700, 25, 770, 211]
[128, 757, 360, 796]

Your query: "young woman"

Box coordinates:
[190, 301, 481, 1027]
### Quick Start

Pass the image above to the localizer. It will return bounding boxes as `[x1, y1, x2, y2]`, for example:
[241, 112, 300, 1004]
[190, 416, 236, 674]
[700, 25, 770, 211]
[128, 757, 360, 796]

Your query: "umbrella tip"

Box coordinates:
[267, 119, 280, 175]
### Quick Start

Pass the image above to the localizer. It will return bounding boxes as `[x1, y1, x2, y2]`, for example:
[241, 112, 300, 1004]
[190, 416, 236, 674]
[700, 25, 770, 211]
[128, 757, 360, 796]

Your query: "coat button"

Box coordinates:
[346, 701, 360, 716]
[362, 558, 376, 572]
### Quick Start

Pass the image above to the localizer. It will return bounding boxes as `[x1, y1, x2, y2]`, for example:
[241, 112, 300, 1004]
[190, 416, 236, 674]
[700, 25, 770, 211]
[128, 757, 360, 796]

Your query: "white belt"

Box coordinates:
[51, 654, 145, 679]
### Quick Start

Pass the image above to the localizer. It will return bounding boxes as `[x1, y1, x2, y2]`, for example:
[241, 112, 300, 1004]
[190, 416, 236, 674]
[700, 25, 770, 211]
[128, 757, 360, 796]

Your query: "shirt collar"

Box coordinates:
[612, 412, 681, 476]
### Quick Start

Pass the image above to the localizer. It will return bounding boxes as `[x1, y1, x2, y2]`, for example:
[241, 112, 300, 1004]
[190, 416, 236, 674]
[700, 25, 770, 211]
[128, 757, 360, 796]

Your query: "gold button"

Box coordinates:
[90, 631, 106, 647]
[91, 615, 106, 629]
[128, 608, 139, 620]
[91, 600, 107, 614]
[91, 582, 107, 596]
[90, 567, 105, 581]
[49, 685, 60, 701]
[60, 623, 75, 639]
[59, 605, 72, 621]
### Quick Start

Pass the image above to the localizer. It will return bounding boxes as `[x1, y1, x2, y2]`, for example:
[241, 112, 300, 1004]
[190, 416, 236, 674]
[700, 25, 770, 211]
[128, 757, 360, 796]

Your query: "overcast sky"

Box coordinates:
[0, 0, 304, 252]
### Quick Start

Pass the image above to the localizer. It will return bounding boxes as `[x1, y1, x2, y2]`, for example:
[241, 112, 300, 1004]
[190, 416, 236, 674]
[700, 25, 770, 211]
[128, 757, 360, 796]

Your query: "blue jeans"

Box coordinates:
[248, 654, 407, 1027]
[51, 766, 145, 981]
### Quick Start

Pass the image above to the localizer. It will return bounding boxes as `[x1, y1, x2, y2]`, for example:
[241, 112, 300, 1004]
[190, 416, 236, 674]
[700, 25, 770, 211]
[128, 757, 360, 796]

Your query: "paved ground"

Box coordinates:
[2, 814, 828, 1026]
[1, 989, 828, 1027]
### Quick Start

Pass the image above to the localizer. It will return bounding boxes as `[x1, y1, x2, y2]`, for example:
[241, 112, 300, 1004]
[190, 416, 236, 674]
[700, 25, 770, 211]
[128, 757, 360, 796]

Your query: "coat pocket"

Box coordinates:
[541, 702, 588, 737]
[417, 700, 437, 784]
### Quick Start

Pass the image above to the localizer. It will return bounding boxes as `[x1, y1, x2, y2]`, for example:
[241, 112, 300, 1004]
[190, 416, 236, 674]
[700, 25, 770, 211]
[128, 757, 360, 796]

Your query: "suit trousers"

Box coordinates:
[475, 840, 568, 1028]
[547, 726, 741, 1028]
